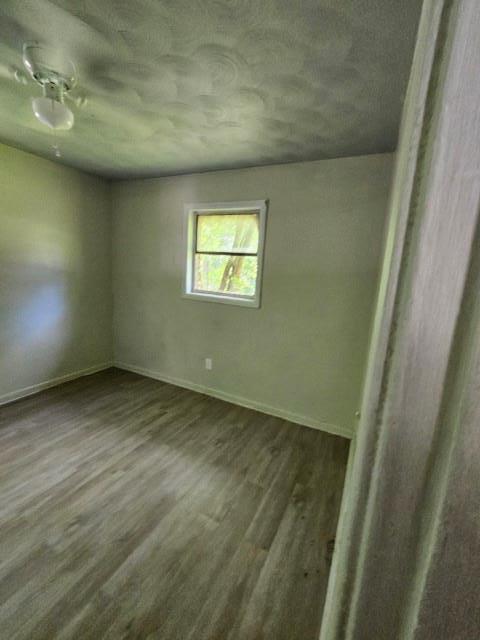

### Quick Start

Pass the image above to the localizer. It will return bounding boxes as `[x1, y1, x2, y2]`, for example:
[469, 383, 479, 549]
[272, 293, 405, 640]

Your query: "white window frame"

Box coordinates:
[183, 200, 267, 308]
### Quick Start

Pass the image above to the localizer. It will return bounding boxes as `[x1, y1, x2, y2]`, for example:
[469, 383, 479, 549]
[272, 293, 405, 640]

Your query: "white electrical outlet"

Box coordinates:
[205, 358, 213, 370]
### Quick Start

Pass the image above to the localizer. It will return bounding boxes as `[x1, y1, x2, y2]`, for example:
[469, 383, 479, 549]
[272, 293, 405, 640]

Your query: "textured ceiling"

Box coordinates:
[0, 0, 422, 178]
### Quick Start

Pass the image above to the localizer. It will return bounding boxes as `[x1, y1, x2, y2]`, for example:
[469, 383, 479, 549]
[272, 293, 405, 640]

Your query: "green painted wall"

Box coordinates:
[0, 143, 112, 401]
[112, 154, 393, 436]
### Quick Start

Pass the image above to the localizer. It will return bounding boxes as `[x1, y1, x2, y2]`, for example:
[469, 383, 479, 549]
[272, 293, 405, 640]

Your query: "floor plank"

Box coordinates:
[0, 368, 349, 640]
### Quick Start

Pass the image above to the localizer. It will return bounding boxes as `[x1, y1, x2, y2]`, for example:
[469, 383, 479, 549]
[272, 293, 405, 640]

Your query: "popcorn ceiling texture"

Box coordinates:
[0, 0, 421, 178]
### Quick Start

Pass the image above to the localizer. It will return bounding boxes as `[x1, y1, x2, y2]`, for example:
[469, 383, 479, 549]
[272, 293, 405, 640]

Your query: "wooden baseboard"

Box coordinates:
[114, 361, 353, 440]
[0, 363, 114, 406]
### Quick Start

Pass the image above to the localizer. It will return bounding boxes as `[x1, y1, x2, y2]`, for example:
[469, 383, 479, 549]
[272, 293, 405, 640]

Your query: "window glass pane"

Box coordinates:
[196, 213, 259, 254]
[194, 254, 257, 296]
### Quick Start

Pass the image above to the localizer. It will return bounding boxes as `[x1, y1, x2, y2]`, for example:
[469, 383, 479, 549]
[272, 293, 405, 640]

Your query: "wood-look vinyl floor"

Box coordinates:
[0, 368, 349, 640]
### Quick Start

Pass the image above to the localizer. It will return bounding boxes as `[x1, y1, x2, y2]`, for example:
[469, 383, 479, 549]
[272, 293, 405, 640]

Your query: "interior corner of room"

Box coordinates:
[0, 143, 394, 439]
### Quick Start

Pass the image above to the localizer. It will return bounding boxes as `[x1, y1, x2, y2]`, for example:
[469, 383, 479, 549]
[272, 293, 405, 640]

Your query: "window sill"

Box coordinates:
[183, 291, 260, 308]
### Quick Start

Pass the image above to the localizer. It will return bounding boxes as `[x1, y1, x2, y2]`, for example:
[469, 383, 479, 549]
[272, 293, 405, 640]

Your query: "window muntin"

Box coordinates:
[184, 201, 267, 307]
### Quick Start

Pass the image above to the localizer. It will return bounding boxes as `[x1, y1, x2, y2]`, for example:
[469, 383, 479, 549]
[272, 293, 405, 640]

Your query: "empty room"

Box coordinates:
[2, 1, 479, 639]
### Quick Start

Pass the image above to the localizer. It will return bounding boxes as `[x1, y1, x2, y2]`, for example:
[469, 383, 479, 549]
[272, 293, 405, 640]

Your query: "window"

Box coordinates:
[184, 200, 267, 307]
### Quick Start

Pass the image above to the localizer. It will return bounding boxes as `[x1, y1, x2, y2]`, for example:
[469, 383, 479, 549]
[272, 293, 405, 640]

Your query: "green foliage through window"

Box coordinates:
[193, 212, 259, 297]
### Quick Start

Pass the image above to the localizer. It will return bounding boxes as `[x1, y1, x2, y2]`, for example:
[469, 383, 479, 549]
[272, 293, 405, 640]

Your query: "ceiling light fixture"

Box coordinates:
[31, 82, 74, 130]
[22, 43, 77, 131]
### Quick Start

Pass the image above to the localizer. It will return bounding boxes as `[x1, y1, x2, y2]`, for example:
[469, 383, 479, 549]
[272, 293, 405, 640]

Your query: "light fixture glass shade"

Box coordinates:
[32, 96, 74, 130]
